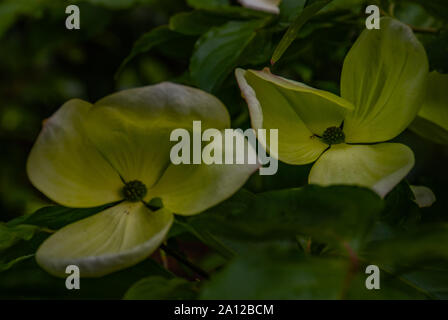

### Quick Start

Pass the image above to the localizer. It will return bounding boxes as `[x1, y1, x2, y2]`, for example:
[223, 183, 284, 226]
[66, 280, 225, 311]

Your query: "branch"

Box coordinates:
[408, 25, 439, 34]
[160, 244, 210, 280]
[339, 241, 359, 299]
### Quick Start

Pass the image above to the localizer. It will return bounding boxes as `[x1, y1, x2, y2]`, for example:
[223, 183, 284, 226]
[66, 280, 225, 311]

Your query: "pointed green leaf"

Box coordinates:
[169, 11, 229, 36]
[7, 204, 114, 230]
[187, 0, 270, 18]
[0, 224, 39, 252]
[271, 0, 333, 64]
[0, 254, 34, 273]
[400, 265, 448, 300]
[115, 26, 185, 78]
[190, 20, 266, 92]
[187, 0, 230, 8]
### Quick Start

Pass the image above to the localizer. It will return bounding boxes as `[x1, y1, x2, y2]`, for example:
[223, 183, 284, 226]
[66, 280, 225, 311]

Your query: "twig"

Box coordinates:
[160, 244, 210, 280]
[306, 237, 312, 255]
[160, 244, 169, 269]
[408, 25, 439, 34]
[339, 241, 359, 299]
[388, 3, 395, 17]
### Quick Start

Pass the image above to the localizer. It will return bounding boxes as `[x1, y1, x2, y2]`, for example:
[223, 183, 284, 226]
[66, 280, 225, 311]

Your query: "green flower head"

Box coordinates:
[236, 17, 428, 197]
[27, 82, 258, 277]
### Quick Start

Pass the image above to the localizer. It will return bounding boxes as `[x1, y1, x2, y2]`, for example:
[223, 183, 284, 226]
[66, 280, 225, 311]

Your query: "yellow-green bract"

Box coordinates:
[410, 71, 448, 145]
[236, 17, 429, 197]
[27, 82, 259, 277]
[238, 0, 281, 14]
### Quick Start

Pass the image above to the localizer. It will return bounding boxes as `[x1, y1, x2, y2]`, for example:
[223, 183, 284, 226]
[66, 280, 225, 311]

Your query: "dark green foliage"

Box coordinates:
[124, 276, 198, 300]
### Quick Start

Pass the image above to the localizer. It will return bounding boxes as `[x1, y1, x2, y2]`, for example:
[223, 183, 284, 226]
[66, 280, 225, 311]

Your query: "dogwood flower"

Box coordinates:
[236, 18, 428, 197]
[411, 71, 448, 145]
[238, 0, 281, 14]
[28, 82, 258, 277]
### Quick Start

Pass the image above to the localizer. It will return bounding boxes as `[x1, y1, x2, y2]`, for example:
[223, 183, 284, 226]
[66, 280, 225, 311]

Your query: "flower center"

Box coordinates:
[122, 180, 147, 202]
[321, 126, 345, 145]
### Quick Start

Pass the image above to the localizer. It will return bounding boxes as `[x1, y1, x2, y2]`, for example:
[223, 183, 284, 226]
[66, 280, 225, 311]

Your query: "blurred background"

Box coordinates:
[1, 0, 447, 223]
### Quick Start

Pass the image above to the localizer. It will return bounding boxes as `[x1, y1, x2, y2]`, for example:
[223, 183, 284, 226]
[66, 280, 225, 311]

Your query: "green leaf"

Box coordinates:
[271, 0, 333, 64]
[0, 224, 40, 251]
[400, 264, 448, 299]
[115, 26, 185, 78]
[7, 203, 113, 230]
[169, 11, 229, 36]
[1, 204, 115, 276]
[277, 0, 306, 25]
[186, 0, 269, 18]
[346, 271, 429, 300]
[190, 20, 266, 92]
[187, 0, 229, 9]
[360, 225, 448, 299]
[174, 219, 235, 259]
[381, 180, 421, 228]
[77, 0, 153, 9]
[123, 276, 198, 300]
[364, 224, 448, 269]
[0, 233, 49, 270]
[200, 243, 348, 299]
[0, 254, 34, 273]
[189, 185, 383, 250]
[0, 257, 171, 299]
[320, 0, 366, 13]
[234, 29, 276, 66]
